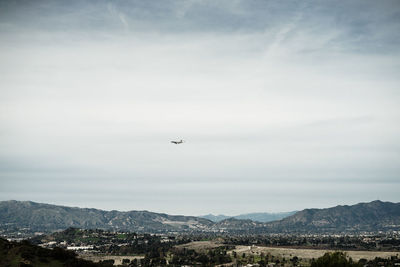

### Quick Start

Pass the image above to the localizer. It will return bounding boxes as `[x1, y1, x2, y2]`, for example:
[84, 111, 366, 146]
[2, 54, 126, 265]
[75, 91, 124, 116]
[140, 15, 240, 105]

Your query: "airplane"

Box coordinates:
[171, 139, 184, 144]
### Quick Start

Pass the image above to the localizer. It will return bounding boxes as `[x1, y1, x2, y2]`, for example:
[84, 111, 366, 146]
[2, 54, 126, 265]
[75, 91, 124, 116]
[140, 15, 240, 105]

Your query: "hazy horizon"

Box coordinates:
[1, 0, 399, 215]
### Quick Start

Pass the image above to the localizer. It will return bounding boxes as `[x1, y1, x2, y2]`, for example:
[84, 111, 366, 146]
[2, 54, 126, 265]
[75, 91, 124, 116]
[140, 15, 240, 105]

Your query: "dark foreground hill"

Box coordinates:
[1, 200, 399, 234]
[0, 237, 110, 267]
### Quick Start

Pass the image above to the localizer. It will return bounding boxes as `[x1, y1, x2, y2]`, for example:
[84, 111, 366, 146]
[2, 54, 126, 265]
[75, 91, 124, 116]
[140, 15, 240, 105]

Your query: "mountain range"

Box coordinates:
[0, 200, 213, 233]
[266, 200, 400, 233]
[1, 200, 399, 234]
[201, 211, 297, 223]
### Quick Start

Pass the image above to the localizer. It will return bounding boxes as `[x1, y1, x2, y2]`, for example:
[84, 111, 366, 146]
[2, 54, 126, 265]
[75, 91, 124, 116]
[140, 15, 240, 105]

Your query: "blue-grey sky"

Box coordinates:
[0, 0, 399, 215]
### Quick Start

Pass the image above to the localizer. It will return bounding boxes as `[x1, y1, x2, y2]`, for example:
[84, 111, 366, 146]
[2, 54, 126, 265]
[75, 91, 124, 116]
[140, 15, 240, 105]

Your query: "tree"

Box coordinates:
[291, 256, 299, 266]
[311, 252, 361, 267]
[130, 258, 138, 267]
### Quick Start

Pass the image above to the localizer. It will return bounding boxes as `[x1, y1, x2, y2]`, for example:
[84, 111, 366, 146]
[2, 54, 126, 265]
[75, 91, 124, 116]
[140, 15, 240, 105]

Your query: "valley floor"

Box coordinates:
[231, 245, 400, 261]
[79, 255, 144, 265]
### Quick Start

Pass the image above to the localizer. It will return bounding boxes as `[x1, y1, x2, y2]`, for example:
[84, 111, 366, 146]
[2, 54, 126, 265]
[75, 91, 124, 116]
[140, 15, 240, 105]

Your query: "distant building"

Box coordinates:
[67, 245, 94, 251]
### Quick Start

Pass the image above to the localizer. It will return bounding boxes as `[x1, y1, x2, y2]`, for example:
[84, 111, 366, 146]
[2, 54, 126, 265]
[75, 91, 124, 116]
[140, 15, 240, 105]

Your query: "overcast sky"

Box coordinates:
[0, 0, 399, 215]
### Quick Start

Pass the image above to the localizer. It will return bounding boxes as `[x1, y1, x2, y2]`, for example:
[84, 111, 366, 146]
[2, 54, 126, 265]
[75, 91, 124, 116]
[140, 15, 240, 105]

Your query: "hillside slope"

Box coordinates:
[1, 200, 399, 234]
[266, 200, 400, 233]
[201, 211, 296, 223]
[0, 200, 213, 233]
[0, 238, 105, 267]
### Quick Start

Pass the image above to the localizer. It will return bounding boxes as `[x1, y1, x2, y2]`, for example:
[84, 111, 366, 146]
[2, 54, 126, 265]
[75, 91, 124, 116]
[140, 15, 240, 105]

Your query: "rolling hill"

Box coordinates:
[0, 237, 107, 267]
[1, 200, 399, 234]
[0, 200, 213, 233]
[265, 200, 400, 233]
[201, 211, 297, 223]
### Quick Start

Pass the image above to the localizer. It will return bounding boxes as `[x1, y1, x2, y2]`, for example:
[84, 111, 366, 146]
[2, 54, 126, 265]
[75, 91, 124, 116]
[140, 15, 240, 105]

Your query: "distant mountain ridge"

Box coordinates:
[265, 200, 400, 233]
[201, 211, 297, 223]
[201, 214, 231, 222]
[0, 200, 213, 233]
[1, 200, 399, 234]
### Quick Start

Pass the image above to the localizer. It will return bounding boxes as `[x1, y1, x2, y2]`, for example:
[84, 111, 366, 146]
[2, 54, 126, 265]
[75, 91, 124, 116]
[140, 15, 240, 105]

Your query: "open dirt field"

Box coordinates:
[175, 241, 224, 252]
[79, 255, 144, 265]
[232, 245, 400, 261]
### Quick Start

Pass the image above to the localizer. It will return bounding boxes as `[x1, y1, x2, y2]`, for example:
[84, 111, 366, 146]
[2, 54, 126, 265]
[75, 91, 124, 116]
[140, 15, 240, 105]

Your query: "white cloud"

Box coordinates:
[0, 0, 399, 214]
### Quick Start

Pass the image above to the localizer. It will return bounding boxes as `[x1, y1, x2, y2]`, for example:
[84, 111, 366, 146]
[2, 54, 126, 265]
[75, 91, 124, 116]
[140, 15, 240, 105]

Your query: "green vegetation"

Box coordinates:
[309, 252, 400, 267]
[0, 238, 112, 267]
[168, 246, 232, 266]
[117, 234, 127, 239]
[2, 235, 400, 266]
[223, 233, 400, 251]
[310, 252, 360, 267]
[32, 228, 191, 255]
